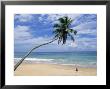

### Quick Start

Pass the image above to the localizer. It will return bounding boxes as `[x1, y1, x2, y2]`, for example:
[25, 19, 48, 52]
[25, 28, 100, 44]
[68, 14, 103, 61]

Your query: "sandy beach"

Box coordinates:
[14, 62, 97, 76]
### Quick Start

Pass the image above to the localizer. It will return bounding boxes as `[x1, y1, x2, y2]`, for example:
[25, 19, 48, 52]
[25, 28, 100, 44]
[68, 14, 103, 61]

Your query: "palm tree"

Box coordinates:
[14, 16, 77, 71]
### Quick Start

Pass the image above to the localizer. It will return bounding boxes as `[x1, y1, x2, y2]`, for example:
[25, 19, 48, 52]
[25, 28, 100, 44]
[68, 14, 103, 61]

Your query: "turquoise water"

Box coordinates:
[14, 51, 97, 68]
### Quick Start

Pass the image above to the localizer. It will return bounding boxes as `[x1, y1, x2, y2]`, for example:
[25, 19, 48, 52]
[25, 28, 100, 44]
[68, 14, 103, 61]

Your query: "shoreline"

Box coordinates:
[14, 62, 97, 76]
[14, 59, 97, 68]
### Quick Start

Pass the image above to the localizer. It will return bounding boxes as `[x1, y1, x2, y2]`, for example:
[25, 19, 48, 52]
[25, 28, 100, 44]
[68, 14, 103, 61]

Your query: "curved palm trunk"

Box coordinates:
[14, 38, 57, 71]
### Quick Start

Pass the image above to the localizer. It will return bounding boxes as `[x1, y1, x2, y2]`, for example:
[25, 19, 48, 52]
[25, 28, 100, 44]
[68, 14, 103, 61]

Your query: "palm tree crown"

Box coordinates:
[53, 16, 77, 44]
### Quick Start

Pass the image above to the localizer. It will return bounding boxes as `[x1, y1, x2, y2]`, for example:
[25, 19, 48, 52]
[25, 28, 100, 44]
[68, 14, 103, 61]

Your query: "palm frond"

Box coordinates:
[53, 29, 60, 33]
[70, 34, 75, 42]
[58, 18, 65, 23]
[53, 16, 77, 45]
[74, 30, 77, 35]
[53, 24, 61, 28]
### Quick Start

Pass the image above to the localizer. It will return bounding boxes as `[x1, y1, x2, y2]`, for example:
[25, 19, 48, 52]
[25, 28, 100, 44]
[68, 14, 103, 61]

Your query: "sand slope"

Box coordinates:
[14, 63, 96, 76]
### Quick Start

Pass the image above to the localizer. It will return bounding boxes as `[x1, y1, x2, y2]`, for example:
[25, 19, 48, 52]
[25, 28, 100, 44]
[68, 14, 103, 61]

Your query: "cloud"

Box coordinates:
[77, 29, 96, 35]
[72, 19, 97, 39]
[75, 37, 97, 51]
[14, 25, 32, 40]
[16, 37, 53, 45]
[73, 21, 96, 30]
[47, 14, 80, 21]
[38, 14, 80, 25]
[69, 42, 77, 48]
[72, 14, 97, 27]
[15, 25, 52, 45]
[15, 14, 33, 22]
[14, 14, 97, 52]
[38, 16, 43, 22]
[78, 41, 96, 51]
[14, 25, 78, 52]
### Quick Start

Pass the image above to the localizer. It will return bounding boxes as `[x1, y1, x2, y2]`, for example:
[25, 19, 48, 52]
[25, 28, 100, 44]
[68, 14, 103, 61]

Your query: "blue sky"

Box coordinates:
[14, 14, 97, 52]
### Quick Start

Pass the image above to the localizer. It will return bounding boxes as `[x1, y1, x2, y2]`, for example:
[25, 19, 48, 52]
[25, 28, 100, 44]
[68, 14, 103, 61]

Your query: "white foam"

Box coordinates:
[14, 58, 96, 68]
[14, 58, 54, 62]
[60, 64, 76, 66]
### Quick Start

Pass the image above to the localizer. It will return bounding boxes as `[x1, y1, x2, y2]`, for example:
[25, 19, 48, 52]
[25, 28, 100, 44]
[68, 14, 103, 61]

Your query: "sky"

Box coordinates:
[14, 14, 97, 52]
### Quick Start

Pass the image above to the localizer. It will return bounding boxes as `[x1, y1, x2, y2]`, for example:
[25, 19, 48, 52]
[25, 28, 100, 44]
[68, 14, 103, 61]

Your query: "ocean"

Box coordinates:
[14, 51, 97, 68]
